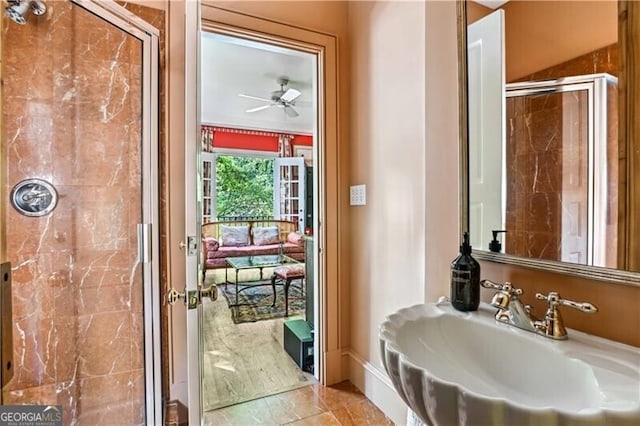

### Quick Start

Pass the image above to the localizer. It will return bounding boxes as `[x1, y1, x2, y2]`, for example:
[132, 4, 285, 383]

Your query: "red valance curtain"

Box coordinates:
[200, 125, 309, 156]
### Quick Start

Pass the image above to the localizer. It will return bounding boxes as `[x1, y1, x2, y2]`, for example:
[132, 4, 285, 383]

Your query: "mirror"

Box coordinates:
[460, 0, 640, 284]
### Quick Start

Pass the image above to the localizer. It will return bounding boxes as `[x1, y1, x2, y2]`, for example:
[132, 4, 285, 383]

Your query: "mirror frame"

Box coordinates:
[457, 0, 640, 287]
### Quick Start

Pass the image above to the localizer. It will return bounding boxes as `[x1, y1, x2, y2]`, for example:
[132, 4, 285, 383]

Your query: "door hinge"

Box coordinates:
[166, 284, 217, 310]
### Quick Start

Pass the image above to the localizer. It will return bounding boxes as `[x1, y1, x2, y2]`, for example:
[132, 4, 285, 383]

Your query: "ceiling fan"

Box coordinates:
[239, 77, 302, 117]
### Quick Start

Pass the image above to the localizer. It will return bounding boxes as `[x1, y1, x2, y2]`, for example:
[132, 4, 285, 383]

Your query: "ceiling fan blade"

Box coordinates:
[246, 104, 274, 113]
[238, 93, 272, 103]
[284, 105, 299, 117]
[280, 88, 301, 103]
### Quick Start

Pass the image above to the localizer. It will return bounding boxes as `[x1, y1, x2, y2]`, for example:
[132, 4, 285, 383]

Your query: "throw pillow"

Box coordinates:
[252, 226, 280, 246]
[287, 232, 303, 246]
[220, 225, 250, 247]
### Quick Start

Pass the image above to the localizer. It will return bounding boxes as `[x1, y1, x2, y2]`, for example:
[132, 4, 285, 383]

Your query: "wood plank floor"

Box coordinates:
[202, 269, 315, 412]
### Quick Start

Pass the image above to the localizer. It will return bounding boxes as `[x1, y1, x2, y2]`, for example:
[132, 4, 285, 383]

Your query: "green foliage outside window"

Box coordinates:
[215, 156, 274, 219]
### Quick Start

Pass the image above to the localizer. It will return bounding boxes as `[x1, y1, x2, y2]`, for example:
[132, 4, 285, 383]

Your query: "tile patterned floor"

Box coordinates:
[202, 381, 394, 425]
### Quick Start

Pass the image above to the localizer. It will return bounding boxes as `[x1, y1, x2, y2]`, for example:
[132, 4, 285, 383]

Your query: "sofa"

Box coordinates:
[202, 219, 305, 276]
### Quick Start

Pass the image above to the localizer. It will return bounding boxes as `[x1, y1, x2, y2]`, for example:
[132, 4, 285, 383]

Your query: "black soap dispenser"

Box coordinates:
[489, 230, 507, 253]
[450, 232, 480, 312]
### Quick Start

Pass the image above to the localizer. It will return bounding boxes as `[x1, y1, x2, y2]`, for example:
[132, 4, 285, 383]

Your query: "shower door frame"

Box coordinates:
[70, 1, 162, 423]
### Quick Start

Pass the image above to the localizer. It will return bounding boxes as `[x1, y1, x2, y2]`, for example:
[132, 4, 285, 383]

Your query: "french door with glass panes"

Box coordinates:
[274, 157, 305, 232]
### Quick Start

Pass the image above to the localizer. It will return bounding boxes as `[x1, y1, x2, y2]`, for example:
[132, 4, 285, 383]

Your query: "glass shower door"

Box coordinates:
[505, 89, 590, 262]
[504, 75, 617, 267]
[1, 1, 160, 423]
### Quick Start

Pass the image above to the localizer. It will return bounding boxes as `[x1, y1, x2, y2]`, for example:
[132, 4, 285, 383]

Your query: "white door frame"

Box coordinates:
[184, 1, 203, 425]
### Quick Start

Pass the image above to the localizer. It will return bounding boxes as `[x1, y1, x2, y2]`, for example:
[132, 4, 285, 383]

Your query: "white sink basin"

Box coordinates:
[379, 301, 640, 425]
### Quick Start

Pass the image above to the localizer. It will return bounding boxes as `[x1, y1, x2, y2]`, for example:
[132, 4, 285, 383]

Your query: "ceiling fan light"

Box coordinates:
[281, 88, 301, 103]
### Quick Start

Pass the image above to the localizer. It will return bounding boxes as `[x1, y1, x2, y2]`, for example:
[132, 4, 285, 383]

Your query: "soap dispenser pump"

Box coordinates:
[450, 232, 481, 312]
[489, 230, 507, 253]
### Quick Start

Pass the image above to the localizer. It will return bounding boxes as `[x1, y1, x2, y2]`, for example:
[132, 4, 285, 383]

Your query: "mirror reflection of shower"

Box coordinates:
[4, 0, 46, 25]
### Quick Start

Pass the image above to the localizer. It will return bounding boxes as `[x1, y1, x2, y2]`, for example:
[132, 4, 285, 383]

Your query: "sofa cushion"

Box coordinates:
[221, 225, 249, 247]
[274, 264, 305, 279]
[210, 242, 304, 259]
[252, 226, 280, 246]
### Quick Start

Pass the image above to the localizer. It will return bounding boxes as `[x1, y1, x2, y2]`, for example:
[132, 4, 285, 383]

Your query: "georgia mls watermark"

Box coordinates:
[0, 405, 62, 426]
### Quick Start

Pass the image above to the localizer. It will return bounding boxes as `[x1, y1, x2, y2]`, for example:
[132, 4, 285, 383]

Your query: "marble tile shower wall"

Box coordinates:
[505, 93, 571, 259]
[1, 2, 162, 424]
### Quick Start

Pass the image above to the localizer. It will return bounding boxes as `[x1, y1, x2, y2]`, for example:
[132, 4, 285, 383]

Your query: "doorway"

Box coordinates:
[199, 31, 319, 412]
[180, 4, 341, 422]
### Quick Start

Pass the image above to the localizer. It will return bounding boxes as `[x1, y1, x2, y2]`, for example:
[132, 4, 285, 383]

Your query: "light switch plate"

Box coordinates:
[350, 184, 366, 206]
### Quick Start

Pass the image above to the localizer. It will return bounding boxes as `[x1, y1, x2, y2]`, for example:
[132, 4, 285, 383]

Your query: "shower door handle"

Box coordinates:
[137, 224, 151, 263]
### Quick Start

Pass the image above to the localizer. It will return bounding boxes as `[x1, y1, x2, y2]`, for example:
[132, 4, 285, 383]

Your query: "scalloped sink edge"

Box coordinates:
[379, 301, 640, 426]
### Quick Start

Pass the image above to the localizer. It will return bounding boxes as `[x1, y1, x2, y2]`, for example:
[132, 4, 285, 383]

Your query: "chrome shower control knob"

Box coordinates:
[10, 179, 58, 217]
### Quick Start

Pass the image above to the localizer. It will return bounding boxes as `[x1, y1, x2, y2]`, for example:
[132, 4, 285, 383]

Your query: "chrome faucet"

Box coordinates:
[480, 280, 598, 340]
[481, 279, 539, 333]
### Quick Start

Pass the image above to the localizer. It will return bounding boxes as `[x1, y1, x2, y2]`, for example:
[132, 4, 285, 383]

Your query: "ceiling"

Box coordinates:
[201, 33, 316, 135]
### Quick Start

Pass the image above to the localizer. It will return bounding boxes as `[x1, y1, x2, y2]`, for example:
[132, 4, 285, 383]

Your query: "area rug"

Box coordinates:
[219, 280, 305, 324]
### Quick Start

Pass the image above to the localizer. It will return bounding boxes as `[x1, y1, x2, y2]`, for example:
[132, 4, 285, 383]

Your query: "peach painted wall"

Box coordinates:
[347, 1, 459, 423]
[1, 1, 164, 422]
[466, 0, 491, 23]
[467, 1, 617, 82]
[212, 1, 349, 36]
[348, 0, 426, 377]
[502, 1, 617, 82]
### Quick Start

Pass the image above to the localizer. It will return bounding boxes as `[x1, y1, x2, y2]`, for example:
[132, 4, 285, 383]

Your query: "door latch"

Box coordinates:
[166, 284, 218, 310]
[186, 235, 198, 256]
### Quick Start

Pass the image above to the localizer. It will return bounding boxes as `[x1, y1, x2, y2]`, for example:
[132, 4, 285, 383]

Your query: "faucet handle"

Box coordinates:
[535, 292, 598, 314]
[481, 280, 523, 310]
[534, 292, 598, 340]
[481, 279, 523, 296]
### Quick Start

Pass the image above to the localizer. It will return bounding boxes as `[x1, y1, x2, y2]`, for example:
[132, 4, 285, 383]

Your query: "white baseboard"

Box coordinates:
[345, 350, 408, 425]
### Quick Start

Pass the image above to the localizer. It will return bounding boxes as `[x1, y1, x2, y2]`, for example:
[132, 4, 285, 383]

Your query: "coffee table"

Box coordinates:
[225, 254, 300, 308]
